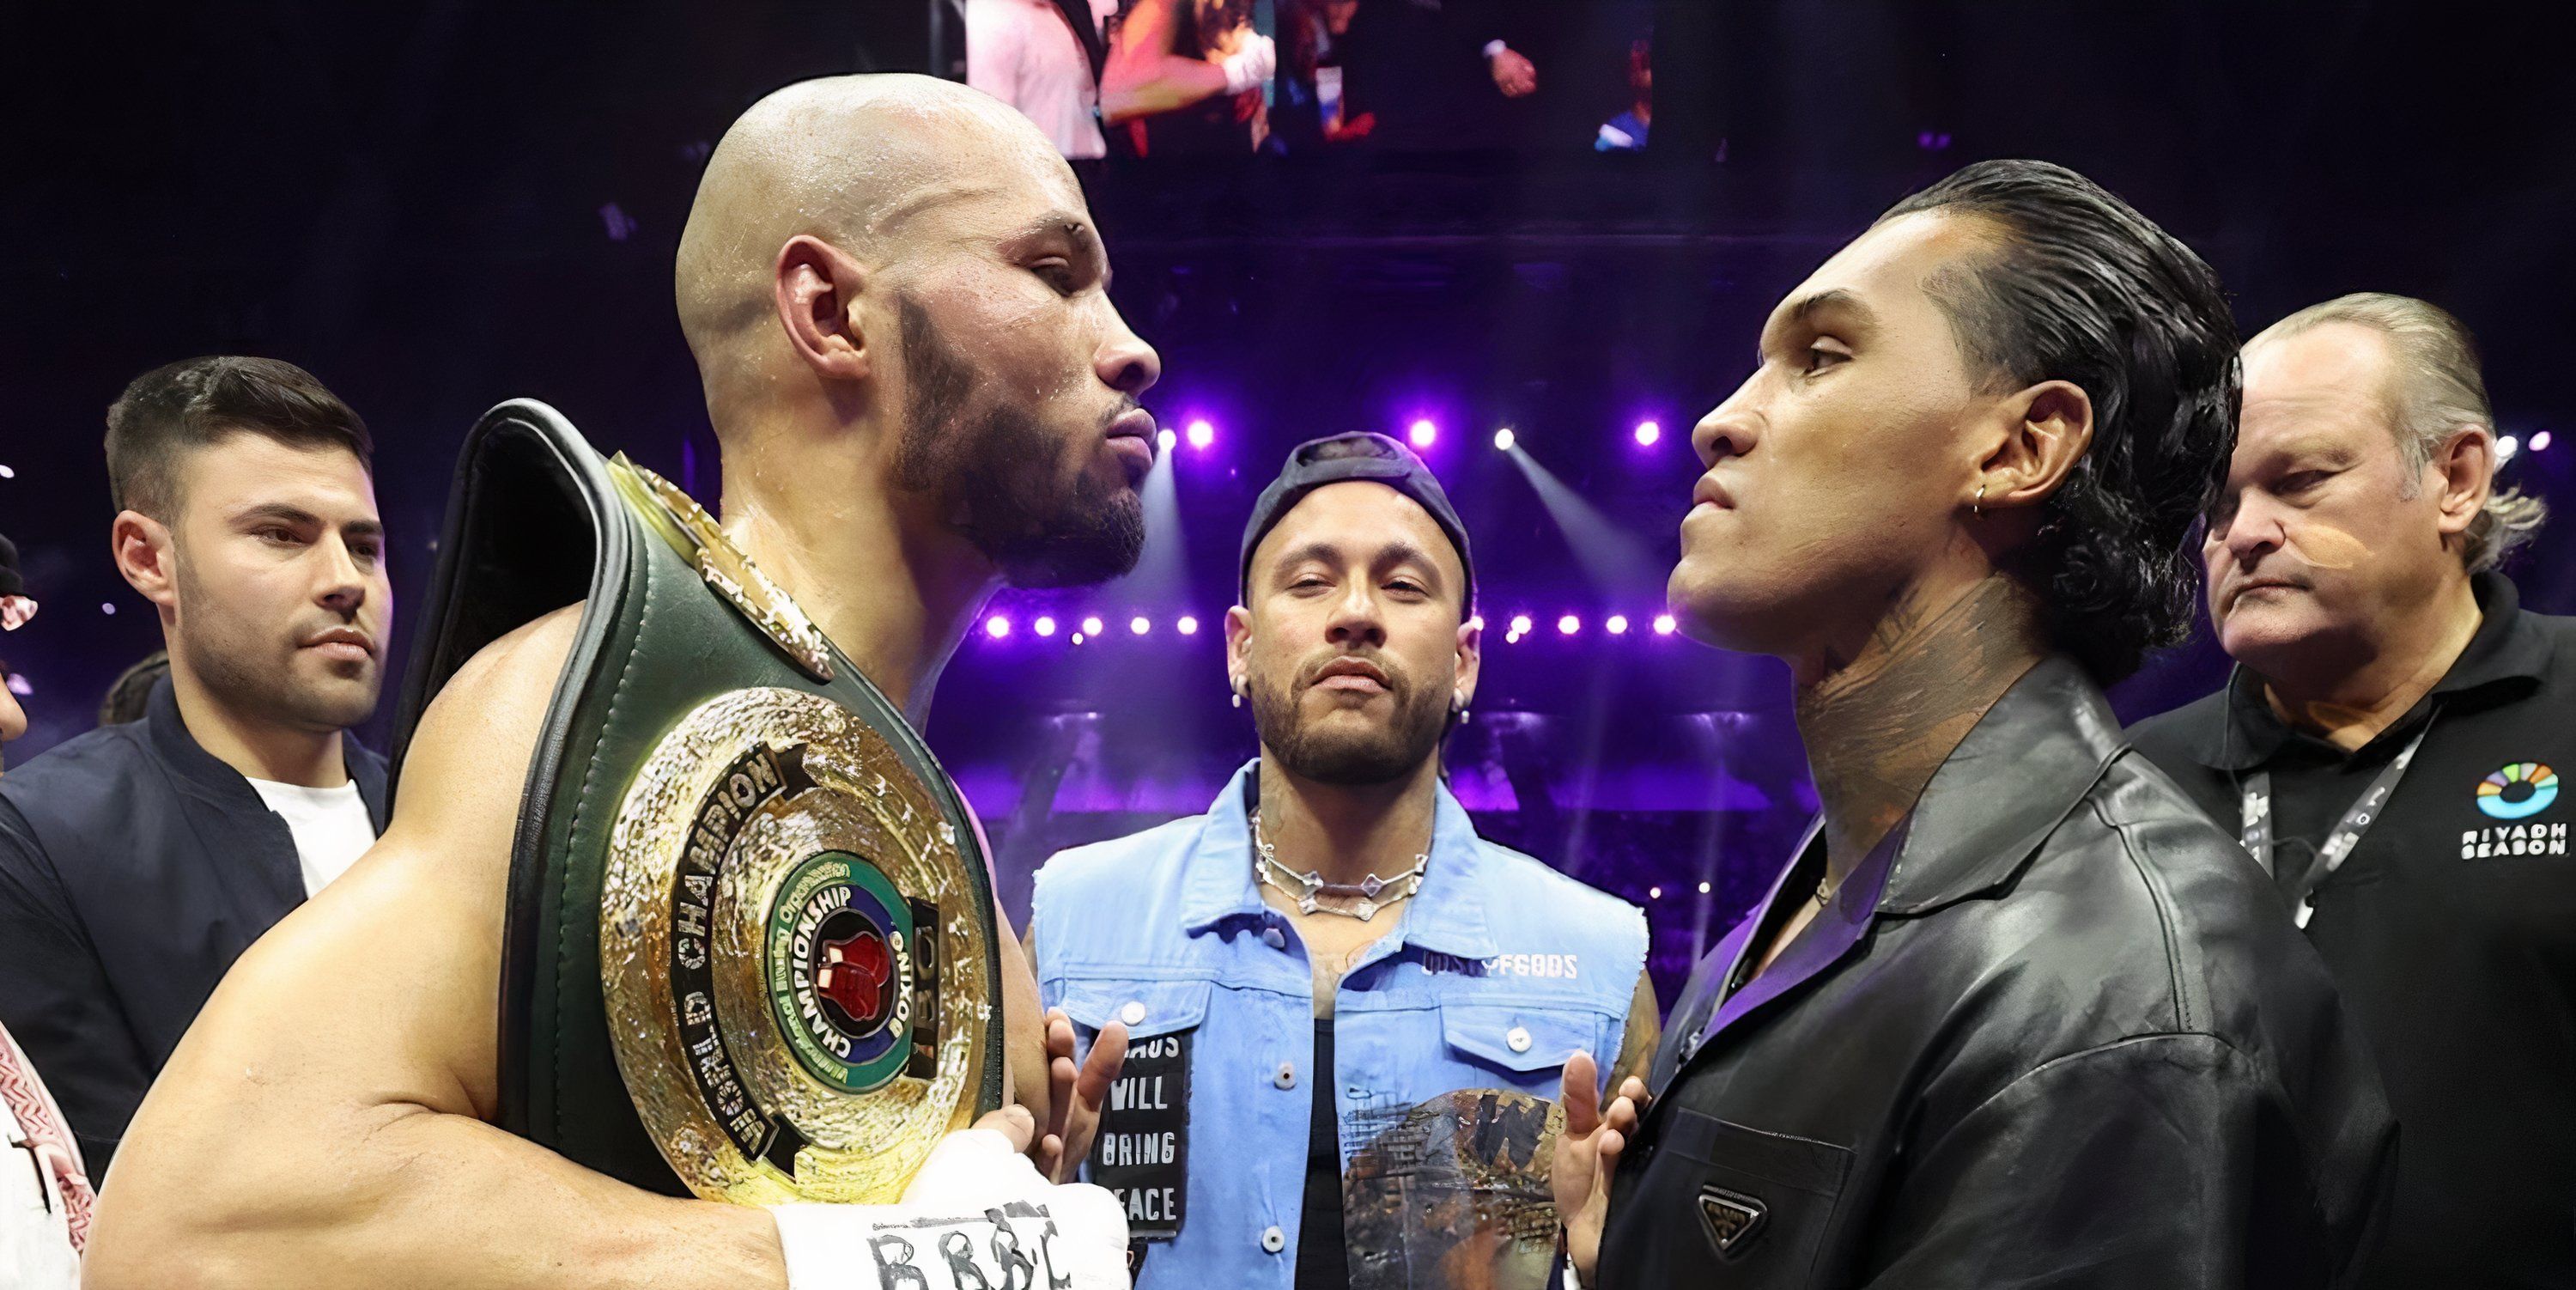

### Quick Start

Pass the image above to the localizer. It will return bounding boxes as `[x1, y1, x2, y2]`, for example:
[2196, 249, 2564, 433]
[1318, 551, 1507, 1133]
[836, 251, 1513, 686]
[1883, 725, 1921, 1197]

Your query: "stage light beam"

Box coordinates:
[1081, 615, 1104, 636]
[1186, 419, 1216, 449]
[1157, 429, 1177, 452]
[1492, 427, 1516, 452]
[1034, 615, 1058, 637]
[1130, 615, 1151, 636]
[1607, 614, 1630, 635]
[1408, 418, 1438, 449]
[1652, 613, 1677, 636]
[1633, 421, 1661, 447]
[1558, 614, 1581, 636]
[984, 615, 1011, 639]
[1176, 615, 1200, 636]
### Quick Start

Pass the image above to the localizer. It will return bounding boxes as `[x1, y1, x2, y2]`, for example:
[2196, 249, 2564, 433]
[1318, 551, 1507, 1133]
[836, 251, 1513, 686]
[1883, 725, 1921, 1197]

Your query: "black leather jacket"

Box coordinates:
[1599, 658, 2397, 1288]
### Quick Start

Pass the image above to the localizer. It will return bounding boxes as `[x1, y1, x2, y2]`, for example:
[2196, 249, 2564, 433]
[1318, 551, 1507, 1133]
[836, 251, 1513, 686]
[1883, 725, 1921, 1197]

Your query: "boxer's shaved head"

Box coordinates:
[677, 73, 1162, 588]
[676, 74, 1065, 382]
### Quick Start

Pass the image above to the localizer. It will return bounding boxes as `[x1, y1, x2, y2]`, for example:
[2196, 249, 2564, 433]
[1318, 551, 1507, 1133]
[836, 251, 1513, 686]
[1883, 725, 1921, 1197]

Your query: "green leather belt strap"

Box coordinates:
[391, 400, 1005, 1195]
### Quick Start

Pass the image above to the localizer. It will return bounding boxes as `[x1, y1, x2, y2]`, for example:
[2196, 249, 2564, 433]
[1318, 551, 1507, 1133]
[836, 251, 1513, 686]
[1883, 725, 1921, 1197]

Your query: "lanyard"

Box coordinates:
[2237, 716, 2433, 929]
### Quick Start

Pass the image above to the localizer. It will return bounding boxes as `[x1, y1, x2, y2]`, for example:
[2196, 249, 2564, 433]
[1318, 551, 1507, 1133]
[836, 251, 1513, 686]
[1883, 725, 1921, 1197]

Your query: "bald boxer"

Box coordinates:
[88, 74, 1159, 1289]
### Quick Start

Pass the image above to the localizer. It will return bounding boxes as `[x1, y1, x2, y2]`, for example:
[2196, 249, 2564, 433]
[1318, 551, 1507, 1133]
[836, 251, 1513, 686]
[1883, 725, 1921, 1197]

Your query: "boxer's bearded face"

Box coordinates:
[1233, 484, 1477, 786]
[894, 292, 1149, 588]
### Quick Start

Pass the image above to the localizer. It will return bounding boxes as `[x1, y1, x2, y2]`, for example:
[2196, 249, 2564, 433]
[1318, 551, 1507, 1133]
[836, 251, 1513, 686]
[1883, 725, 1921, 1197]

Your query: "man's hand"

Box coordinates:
[1553, 1050, 1646, 1281]
[1488, 45, 1537, 97]
[1036, 1009, 1126, 1183]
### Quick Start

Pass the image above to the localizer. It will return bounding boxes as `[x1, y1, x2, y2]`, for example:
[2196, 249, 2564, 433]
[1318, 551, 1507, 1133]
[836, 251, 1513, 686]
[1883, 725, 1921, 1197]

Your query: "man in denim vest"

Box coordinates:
[1030, 432, 1656, 1290]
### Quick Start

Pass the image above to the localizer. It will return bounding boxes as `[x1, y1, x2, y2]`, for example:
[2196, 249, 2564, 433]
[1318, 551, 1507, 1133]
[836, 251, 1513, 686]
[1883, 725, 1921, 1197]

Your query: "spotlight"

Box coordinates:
[1176, 615, 1200, 636]
[1408, 417, 1438, 449]
[2535, 430, 2555, 453]
[1129, 615, 1151, 636]
[2500, 435, 2523, 461]
[1034, 615, 1058, 637]
[1081, 615, 1104, 636]
[1557, 614, 1581, 636]
[1071, 632, 1086, 645]
[1492, 427, 1516, 452]
[1698, 880, 1711, 895]
[0, 464, 14, 478]
[1606, 614, 1630, 635]
[1186, 419, 1216, 449]
[1652, 613, 1677, 636]
[1633, 420, 1661, 447]
[1156, 428, 1178, 452]
[101, 602, 115, 615]
[984, 615, 1011, 639]
[1509, 614, 1534, 636]
[1649, 885, 1662, 900]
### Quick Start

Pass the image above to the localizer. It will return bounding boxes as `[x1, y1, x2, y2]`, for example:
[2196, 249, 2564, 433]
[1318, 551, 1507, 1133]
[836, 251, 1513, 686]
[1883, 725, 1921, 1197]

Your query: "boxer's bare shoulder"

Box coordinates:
[88, 604, 598, 1281]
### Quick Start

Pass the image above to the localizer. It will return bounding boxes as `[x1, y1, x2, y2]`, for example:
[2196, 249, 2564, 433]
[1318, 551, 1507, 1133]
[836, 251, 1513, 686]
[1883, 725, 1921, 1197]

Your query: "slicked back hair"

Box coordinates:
[1881, 160, 2240, 682]
[105, 356, 373, 520]
[2247, 292, 2543, 572]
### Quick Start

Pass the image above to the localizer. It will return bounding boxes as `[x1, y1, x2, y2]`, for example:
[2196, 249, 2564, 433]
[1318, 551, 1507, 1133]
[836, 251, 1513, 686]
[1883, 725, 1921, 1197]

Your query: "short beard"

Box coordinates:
[173, 555, 379, 735]
[893, 293, 1144, 588]
[1249, 662, 1450, 787]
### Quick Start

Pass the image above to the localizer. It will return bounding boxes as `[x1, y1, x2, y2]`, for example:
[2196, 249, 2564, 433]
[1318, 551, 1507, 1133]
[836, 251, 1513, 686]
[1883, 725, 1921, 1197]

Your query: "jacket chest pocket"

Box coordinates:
[1051, 978, 1212, 1244]
[1438, 1002, 1602, 1091]
[1604, 1109, 1851, 1287]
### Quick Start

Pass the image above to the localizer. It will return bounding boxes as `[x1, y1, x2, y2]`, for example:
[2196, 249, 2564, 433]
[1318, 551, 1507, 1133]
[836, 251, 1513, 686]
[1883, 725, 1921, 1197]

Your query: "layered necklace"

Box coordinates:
[1250, 808, 1428, 922]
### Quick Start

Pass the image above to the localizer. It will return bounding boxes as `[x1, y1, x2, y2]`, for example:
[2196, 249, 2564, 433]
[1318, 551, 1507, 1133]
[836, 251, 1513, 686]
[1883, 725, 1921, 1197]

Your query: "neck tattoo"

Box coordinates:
[1250, 808, 1428, 922]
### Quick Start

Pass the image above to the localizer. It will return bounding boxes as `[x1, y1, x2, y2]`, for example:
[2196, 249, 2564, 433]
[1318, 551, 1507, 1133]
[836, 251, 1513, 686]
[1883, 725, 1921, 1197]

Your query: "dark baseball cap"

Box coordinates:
[1239, 433, 1474, 612]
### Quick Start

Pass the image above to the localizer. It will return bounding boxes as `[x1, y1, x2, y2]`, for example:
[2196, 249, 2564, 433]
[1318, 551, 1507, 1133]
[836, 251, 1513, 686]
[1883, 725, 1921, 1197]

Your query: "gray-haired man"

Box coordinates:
[2130, 292, 2576, 1287]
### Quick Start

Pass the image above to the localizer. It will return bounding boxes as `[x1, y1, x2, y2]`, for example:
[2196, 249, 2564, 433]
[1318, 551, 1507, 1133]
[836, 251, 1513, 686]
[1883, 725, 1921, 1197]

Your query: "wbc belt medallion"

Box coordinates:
[600, 687, 993, 1204]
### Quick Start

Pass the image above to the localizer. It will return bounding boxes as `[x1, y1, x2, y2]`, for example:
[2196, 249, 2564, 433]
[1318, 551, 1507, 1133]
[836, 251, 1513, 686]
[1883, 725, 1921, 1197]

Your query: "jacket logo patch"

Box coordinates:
[1697, 1184, 1766, 1256]
[2476, 762, 2558, 820]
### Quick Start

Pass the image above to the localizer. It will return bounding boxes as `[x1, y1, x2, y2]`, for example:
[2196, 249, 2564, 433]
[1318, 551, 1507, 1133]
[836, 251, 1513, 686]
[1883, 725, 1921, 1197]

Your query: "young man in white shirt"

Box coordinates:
[0, 356, 392, 1170]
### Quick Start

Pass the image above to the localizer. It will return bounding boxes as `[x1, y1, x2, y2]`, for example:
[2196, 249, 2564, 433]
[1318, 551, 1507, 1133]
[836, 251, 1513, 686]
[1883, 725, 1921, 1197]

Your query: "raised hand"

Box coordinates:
[1036, 1009, 1127, 1183]
[1552, 1050, 1647, 1281]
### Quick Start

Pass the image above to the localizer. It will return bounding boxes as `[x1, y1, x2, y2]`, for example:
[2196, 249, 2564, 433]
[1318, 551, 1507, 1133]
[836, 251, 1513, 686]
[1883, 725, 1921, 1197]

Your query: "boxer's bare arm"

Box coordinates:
[85, 605, 787, 1290]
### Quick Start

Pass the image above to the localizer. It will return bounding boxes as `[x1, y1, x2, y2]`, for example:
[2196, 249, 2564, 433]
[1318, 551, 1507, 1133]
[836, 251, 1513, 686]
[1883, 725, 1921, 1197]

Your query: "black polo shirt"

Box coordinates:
[2130, 571, 2576, 1290]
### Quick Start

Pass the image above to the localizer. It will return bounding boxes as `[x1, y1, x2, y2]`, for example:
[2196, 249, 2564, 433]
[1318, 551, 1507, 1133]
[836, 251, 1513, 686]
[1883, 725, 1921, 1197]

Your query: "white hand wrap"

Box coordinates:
[769, 1129, 1131, 1290]
[1219, 33, 1276, 96]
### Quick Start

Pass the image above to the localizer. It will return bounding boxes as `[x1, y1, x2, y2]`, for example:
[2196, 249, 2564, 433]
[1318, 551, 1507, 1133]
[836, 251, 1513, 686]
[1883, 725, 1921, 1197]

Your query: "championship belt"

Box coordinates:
[392, 401, 1002, 1204]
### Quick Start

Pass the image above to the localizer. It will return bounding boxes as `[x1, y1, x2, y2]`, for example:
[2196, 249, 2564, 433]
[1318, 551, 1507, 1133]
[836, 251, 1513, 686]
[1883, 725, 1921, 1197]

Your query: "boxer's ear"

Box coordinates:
[775, 234, 872, 384]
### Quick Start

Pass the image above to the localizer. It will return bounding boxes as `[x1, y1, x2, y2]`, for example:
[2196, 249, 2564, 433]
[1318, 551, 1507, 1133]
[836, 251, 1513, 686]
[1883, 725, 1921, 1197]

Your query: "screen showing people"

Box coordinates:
[965, 0, 1655, 157]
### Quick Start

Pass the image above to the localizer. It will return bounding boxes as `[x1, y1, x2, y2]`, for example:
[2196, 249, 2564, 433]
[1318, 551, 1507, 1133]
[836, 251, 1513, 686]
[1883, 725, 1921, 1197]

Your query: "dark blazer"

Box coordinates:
[0, 676, 388, 1171]
[1600, 657, 2397, 1289]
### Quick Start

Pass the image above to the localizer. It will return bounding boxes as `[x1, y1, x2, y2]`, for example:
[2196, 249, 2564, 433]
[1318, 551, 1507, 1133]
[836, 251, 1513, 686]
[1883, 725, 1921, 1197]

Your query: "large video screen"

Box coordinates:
[964, 0, 1656, 159]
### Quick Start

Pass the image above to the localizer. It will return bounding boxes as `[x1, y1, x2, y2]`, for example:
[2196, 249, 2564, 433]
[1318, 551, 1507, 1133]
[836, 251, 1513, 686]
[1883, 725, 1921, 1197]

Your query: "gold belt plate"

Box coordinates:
[600, 687, 993, 1203]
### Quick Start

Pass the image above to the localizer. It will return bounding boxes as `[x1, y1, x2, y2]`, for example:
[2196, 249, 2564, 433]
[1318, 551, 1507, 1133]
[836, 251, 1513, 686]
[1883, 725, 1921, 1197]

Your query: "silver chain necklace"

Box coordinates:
[1250, 808, 1428, 922]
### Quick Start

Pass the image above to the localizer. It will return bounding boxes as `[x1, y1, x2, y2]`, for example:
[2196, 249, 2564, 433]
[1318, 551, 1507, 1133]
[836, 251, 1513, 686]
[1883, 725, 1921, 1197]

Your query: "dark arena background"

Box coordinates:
[5, 2, 2571, 1003]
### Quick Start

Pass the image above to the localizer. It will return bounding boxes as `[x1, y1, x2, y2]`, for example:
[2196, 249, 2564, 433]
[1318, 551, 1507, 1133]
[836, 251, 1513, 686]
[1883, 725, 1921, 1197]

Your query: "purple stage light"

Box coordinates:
[1071, 632, 1086, 645]
[1648, 885, 1662, 900]
[1176, 615, 1200, 636]
[1408, 417, 1438, 449]
[1557, 614, 1581, 636]
[984, 615, 1011, 639]
[1186, 419, 1216, 449]
[1698, 880, 1712, 894]
[1492, 427, 1516, 452]
[2535, 430, 2555, 453]
[1034, 615, 1058, 637]
[1129, 615, 1151, 636]
[1633, 420, 1661, 447]
[1606, 614, 1630, 635]
[1652, 613, 1677, 636]
[1081, 615, 1104, 636]
[1157, 428, 1178, 452]
[1508, 613, 1534, 636]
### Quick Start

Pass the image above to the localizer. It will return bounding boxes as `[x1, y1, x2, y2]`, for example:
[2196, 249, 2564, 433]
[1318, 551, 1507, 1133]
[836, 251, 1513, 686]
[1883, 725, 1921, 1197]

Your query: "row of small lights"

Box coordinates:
[1645, 881, 1715, 901]
[1146, 417, 1669, 455]
[979, 609, 1680, 644]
